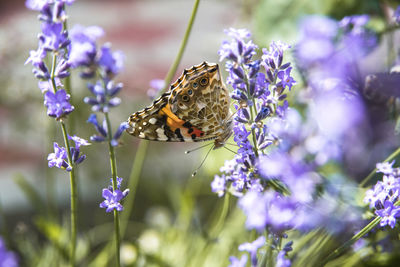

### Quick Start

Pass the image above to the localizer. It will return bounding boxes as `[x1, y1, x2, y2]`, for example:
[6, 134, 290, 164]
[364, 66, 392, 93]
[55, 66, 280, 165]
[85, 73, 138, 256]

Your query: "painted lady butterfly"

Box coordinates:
[126, 61, 232, 149]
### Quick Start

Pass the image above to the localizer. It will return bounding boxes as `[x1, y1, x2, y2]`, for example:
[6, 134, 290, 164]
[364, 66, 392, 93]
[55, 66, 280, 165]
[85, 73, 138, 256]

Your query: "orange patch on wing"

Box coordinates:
[159, 104, 204, 137]
[159, 104, 185, 131]
[190, 127, 204, 138]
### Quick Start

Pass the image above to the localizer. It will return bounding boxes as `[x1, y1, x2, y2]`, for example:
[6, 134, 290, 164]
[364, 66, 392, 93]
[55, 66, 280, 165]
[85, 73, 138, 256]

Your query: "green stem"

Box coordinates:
[323, 216, 381, 264]
[120, 0, 202, 239]
[209, 192, 230, 237]
[161, 0, 201, 90]
[60, 121, 77, 267]
[120, 139, 149, 238]
[50, 53, 58, 92]
[360, 146, 400, 187]
[104, 112, 121, 267]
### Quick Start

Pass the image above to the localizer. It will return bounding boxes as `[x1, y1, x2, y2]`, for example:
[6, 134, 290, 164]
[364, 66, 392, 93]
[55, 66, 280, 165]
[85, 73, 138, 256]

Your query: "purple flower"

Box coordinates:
[309, 89, 364, 140]
[376, 161, 395, 175]
[228, 254, 248, 267]
[218, 28, 257, 64]
[211, 174, 226, 197]
[25, 47, 46, 68]
[238, 191, 269, 231]
[67, 135, 90, 165]
[394, 6, 400, 24]
[25, 0, 49, 11]
[68, 135, 90, 149]
[87, 113, 107, 142]
[109, 177, 123, 190]
[47, 142, 71, 171]
[100, 178, 129, 213]
[277, 67, 296, 91]
[276, 251, 291, 267]
[25, 0, 74, 11]
[238, 236, 265, 267]
[364, 182, 387, 209]
[375, 200, 400, 228]
[84, 80, 122, 113]
[147, 79, 165, 100]
[69, 24, 104, 68]
[44, 89, 74, 118]
[0, 238, 18, 267]
[110, 122, 129, 146]
[38, 78, 62, 93]
[99, 188, 125, 212]
[98, 45, 124, 76]
[87, 114, 128, 146]
[40, 22, 69, 51]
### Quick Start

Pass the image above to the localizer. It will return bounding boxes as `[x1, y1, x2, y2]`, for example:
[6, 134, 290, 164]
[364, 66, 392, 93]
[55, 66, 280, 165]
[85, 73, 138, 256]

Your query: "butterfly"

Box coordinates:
[126, 61, 232, 149]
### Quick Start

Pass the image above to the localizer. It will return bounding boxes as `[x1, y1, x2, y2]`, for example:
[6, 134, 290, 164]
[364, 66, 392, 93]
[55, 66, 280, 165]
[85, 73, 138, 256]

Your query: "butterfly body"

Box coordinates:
[126, 62, 232, 148]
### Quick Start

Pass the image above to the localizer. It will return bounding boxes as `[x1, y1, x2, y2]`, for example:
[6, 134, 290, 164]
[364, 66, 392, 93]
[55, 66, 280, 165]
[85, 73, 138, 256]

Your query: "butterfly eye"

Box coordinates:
[182, 94, 190, 102]
[200, 77, 208, 86]
[192, 82, 199, 89]
[187, 89, 193, 95]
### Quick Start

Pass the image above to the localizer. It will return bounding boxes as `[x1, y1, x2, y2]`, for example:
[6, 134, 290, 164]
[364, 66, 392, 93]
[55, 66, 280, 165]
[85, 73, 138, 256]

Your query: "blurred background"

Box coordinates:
[2, 0, 400, 266]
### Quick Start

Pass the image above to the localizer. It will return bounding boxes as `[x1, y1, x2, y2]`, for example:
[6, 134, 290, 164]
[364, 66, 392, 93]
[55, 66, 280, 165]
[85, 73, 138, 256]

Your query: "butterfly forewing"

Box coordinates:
[126, 62, 232, 146]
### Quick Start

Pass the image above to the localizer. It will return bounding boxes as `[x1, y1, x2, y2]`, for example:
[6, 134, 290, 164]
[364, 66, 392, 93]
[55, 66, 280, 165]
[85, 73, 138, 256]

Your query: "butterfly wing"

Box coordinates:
[126, 92, 205, 142]
[126, 62, 232, 144]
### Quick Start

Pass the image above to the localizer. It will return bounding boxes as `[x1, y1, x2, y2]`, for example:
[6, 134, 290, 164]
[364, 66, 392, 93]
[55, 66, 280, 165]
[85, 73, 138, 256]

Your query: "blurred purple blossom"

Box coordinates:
[0, 238, 18, 267]
[211, 174, 226, 197]
[276, 251, 291, 267]
[228, 254, 248, 267]
[83, 80, 122, 113]
[40, 22, 69, 51]
[238, 236, 265, 267]
[147, 79, 165, 100]
[394, 6, 400, 24]
[69, 25, 104, 68]
[98, 45, 124, 76]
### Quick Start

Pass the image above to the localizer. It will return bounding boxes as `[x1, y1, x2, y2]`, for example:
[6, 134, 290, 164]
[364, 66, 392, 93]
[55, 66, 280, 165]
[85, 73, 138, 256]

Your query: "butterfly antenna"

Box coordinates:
[192, 145, 214, 177]
[223, 146, 237, 155]
[185, 142, 213, 154]
[225, 142, 238, 147]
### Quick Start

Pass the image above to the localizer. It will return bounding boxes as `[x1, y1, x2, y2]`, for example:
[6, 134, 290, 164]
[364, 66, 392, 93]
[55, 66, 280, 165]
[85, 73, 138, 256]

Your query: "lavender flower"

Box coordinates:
[228, 254, 248, 267]
[98, 44, 124, 76]
[375, 200, 400, 228]
[47, 142, 71, 171]
[83, 80, 122, 113]
[394, 6, 400, 24]
[147, 79, 165, 100]
[69, 24, 104, 68]
[40, 22, 70, 51]
[44, 89, 74, 118]
[100, 178, 129, 213]
[211, 174, 226, 197]
[276, 251, 291, 267]
[0, 238, 18, 267]
[68, 135, 90, 164]
[238, 236, 265, 267]
[376, 161, 395, 175]
[365, 161, 400, 228]
[87, 114, 128, 146]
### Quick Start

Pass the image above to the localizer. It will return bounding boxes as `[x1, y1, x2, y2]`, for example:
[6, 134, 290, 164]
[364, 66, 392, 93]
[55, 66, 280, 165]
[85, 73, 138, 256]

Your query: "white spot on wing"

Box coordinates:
[156, 128, 168, 141]
[149, 118, 157, 124]
[139, 132, 145, 138]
